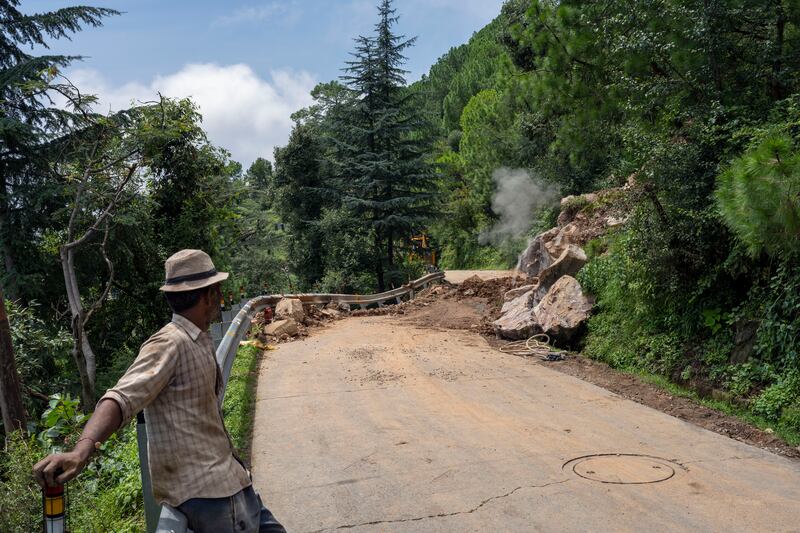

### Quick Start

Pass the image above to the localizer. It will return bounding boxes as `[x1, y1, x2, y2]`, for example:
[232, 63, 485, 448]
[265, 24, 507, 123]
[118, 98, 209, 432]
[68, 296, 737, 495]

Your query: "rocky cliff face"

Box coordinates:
[494, 186, 630, 345]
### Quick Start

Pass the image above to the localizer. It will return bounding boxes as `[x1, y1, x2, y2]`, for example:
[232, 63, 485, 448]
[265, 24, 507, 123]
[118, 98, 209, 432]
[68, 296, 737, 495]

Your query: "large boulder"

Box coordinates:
[493, 289, 541, 340]
[545, 223, 579, 258]
[264, 318, 299, 337]
[516, 227, 559, 278]
[533, 245, 587, 306]
[504, 284, 537, 302]
[275, 298, 305, 321]
[533, 276, 591, 345]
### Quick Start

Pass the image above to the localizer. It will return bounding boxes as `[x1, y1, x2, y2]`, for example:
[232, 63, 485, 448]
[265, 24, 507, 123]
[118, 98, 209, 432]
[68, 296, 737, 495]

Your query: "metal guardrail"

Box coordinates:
[139, 271, 445, 532]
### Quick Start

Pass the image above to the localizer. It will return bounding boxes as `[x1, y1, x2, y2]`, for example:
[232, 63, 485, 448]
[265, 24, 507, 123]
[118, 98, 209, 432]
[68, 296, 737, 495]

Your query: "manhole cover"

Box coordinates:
[563, 454, 677, 484]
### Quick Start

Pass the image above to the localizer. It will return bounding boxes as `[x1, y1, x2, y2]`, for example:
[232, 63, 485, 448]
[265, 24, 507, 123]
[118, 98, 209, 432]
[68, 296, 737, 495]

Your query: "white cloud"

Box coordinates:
[66, 64, 317, 167]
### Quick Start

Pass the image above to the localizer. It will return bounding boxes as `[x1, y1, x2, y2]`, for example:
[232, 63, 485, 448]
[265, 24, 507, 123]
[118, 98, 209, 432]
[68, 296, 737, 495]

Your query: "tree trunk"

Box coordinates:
[704, 0, 723, 95]
[60, 245, 96, 408]
[2, 243, 18, 301]
[374, 230, 385, 293]
[386, 228, 394, 289]
[0, 194, 20, 301]
[0, 286, 27, 434]
[770, 3, 786, 101]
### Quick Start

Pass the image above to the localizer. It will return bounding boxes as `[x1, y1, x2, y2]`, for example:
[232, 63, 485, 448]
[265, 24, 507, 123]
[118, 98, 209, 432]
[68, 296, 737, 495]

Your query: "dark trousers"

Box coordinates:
[178, 485, 286, 533]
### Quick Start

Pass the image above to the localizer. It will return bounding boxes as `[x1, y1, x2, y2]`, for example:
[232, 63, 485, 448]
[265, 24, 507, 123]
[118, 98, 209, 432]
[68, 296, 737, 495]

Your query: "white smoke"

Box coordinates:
[479, 168, 560, 246]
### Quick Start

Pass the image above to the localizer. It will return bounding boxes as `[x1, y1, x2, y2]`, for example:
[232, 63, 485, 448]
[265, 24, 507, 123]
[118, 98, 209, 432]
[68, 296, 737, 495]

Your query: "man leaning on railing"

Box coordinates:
[33, 249, 286, 533]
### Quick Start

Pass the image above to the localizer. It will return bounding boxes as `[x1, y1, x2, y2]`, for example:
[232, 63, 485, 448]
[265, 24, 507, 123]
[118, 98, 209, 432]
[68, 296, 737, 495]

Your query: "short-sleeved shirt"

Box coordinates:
[100, 314, 250, 506]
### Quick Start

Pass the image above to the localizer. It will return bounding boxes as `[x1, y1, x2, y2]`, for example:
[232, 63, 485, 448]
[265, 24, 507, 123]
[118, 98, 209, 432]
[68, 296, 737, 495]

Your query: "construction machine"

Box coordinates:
[407, 233, 439, 271]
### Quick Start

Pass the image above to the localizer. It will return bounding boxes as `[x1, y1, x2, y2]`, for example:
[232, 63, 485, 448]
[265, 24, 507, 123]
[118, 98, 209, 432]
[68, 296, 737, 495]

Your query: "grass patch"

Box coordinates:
[222, 344, 261, 463]
[627, 369, 800, 447]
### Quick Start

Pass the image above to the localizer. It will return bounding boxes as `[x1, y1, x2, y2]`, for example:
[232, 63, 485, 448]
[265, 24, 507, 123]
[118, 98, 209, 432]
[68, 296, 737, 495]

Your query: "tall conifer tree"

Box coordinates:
[334, 0, 435, 291]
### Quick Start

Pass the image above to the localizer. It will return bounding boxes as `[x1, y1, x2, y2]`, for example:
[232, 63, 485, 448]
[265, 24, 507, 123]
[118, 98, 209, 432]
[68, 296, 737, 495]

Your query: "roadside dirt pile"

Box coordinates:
[495, 185, 631, 345]
[451, 275, 526, 313]
[344, 278, 525, 333]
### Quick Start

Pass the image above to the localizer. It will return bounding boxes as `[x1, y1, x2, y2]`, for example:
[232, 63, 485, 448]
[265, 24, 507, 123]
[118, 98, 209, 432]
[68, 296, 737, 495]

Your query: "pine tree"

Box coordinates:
[333, 0, 435, 291]
[716, 133, 800, 259]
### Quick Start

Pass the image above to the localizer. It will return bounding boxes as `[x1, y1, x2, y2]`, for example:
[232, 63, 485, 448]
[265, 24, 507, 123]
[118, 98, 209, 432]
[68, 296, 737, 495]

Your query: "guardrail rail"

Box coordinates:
[138, 271, 445, 532]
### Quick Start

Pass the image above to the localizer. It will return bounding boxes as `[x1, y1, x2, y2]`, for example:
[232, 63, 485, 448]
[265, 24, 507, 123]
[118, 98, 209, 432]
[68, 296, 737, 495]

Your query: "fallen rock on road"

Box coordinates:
[264, 318, 300, 338]
[275, 298, 305, 322]
[534, 275, 592, 345]
[493, 288, 540, 340]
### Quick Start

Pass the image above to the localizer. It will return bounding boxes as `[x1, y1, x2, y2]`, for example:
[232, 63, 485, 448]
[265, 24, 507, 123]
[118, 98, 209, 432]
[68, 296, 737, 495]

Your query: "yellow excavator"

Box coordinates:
[408, 234, 438, 271]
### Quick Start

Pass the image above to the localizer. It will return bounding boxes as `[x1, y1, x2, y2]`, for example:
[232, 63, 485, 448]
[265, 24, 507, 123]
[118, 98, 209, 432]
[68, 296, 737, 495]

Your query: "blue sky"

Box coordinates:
[23, 0, 504, 166]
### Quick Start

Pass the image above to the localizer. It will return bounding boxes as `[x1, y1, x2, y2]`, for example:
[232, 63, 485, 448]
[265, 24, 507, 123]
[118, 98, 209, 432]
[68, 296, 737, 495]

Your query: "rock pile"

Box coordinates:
[257, 298, 351, 343]
[494, 188, 628, 345]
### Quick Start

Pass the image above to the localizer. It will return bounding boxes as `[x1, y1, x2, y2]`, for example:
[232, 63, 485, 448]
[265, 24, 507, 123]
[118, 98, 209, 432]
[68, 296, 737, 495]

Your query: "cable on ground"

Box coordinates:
[499, 333, 567, 361]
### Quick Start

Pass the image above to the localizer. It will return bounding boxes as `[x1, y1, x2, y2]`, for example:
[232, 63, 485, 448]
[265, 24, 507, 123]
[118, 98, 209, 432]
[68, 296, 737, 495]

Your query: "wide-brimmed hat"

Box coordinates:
[159, 249, 229, 292]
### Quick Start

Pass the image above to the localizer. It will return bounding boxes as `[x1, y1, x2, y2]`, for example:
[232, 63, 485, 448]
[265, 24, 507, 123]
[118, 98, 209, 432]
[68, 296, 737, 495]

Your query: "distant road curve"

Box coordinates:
[444, 270, 521, 284]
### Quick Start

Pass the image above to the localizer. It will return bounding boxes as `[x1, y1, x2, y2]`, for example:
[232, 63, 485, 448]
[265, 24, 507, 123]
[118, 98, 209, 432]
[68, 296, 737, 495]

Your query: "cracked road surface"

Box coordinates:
[251, 317, 800, 532]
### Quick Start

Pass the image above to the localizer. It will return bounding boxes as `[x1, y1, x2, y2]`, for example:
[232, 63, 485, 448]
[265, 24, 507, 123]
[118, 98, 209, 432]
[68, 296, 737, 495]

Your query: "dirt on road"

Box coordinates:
[250, 315, 800, 532]
[361, 275, 800, 459]
[272, 274, 799, 460]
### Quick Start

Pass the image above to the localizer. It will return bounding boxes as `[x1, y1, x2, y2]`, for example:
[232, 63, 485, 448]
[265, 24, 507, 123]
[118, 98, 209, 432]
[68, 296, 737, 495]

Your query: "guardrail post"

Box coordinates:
[137, 412, 161, 533]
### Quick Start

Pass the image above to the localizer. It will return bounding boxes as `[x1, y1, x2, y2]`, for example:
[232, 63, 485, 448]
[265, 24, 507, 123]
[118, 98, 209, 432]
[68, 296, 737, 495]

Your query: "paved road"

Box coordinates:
[443, 270, 520, 284]
[251, 317, 800, 532]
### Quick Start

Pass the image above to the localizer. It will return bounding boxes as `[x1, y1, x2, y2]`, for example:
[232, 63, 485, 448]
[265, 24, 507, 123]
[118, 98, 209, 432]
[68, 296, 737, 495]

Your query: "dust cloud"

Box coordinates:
[479, 168, 560, 246]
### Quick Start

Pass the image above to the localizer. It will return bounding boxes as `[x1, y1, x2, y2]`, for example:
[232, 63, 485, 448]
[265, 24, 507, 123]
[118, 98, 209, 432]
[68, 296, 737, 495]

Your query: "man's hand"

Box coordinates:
[32, 398, 122, 488]
[33, 440, 93, 488]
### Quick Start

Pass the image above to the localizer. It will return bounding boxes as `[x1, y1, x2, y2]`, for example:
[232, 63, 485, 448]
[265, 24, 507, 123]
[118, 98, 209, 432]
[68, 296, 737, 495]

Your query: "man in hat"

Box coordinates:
[34, 249, 285, 532]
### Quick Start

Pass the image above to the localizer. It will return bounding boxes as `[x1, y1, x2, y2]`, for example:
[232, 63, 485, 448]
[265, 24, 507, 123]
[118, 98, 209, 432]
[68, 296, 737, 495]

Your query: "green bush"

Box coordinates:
[781, 404, 800, 432]
[578, 232, 685, 374]
[754, 263, 800, 372]
[752, 371, 800, 421]
[722, 362, 775, 397]
[5, 300, 72, 401]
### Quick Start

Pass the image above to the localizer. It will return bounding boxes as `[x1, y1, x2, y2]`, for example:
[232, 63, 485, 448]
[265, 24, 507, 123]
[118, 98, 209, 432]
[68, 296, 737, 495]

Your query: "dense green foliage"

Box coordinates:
[716, 133, 800, 259]
[515, 0, 800, 436]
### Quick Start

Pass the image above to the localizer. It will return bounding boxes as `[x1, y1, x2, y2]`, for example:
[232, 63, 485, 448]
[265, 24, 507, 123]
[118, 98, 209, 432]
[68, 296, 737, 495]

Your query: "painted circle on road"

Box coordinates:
[564, 454, 677, 484]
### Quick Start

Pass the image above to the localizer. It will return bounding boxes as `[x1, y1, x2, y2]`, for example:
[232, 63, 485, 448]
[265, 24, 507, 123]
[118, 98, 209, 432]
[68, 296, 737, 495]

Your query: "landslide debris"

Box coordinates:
[493, 185, 631, 344]
[252, 298, 352, 344]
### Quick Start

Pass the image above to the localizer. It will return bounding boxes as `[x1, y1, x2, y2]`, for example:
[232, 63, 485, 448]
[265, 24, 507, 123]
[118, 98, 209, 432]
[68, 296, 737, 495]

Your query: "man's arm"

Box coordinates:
[33, 398, 122, 488]
[33, 331, 177, 487]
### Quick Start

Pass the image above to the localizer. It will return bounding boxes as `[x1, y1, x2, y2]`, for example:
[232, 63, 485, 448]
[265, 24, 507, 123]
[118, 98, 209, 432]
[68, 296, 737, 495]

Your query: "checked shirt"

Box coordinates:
[100, 314, 251, 507]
